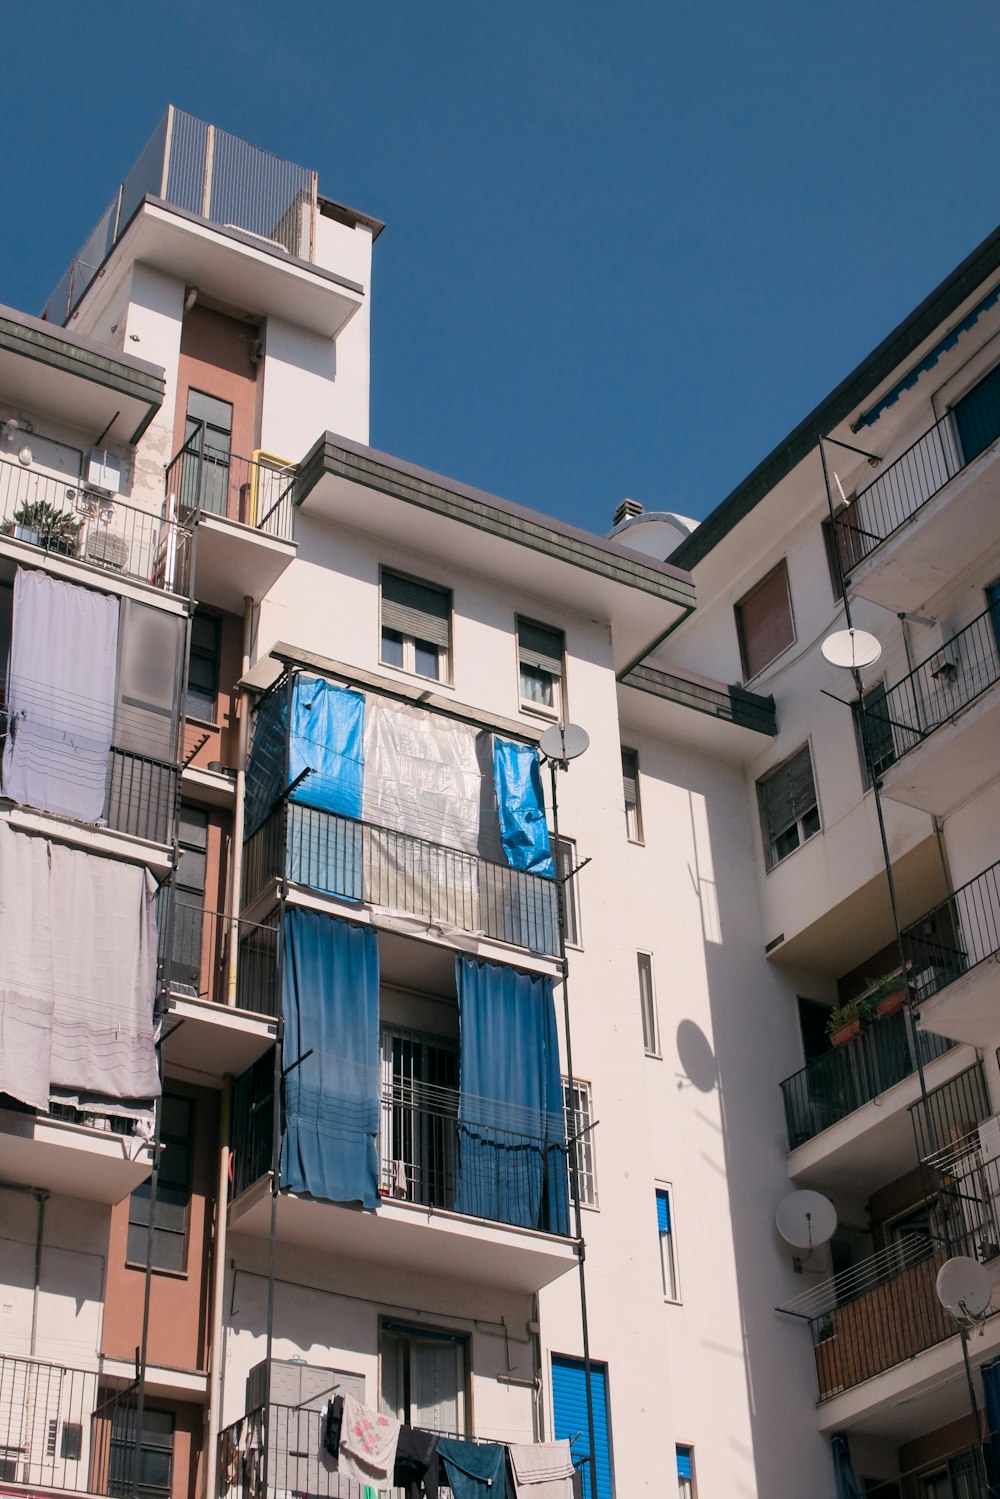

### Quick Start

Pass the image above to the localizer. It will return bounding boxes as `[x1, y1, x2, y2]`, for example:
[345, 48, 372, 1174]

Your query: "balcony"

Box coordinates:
[228, 1053, 577, 1293]
[0, 1354, 139, 1496]
[166, 432, 296, 611]
[875, 604, 1000, 815]
[0, 454, 191, 597]
[0, 740, 177, 856]
[243, 802, 560, 960]
[903, 859, 1000, 1045]
[0, 1105, 154, 1204]
[843, 396, 1000, 614]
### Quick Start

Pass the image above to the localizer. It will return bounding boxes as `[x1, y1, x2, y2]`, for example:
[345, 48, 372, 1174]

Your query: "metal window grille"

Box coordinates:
[564, 1078, 597, 1208]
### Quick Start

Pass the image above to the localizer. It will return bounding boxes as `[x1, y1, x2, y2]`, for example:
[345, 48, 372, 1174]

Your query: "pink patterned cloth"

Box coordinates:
[338, 1392, 402, 1488]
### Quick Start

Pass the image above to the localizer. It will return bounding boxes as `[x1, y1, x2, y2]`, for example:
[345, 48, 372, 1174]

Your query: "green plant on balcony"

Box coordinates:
[826, 994, 878, 1047]
[864, 970, 909, 1018]
[0, 499, 82, 554]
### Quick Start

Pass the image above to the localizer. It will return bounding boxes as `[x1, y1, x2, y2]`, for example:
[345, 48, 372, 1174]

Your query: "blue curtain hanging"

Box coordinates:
[288, 675, 365, 816]
[830, 1433, 863, 1499]
[982, 1355, 1000, 1492]
[281, 907, 380, 1207]
[454, 956, 569, 1234]
[492, 739, 554, 877]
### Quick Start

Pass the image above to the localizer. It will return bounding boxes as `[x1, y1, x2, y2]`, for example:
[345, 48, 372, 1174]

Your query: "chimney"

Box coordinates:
[612, 498, 644, 527]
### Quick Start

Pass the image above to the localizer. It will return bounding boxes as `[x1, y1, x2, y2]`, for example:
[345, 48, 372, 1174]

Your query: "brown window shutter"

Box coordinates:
[736, 562, 794, 679]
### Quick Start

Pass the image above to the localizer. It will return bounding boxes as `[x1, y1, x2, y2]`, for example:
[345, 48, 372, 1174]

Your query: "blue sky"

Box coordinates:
[6, 1, 1000, 537]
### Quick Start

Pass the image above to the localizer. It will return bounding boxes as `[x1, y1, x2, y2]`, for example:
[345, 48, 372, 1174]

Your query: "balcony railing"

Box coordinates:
[0, 735, 177, 845]
[243, 802, 560, 958]
[0, 1354, 139, 1496]
[837, 409, 967, 566]
[876, 603, 1000, 762]
[0, 455, 192, 595]
[160, 899, 279, 1016]
[780, 1006, 955, 1150]
[926, 1123, 1000, 1266]
[166, 428, 295, 541]
[230, 1051, 276, 1199]
[902, 858, 1000, 1007]
[863, 1445, 987, 1498]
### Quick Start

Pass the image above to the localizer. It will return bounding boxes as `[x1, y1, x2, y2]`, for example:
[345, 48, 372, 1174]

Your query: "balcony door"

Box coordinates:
[380, 1027, 458, 1210]
[184, 390, 232, 516]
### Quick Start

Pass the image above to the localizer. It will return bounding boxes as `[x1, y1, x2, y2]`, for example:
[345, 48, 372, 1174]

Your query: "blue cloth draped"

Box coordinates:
[244, 685, 289, 837]
[831, 1433, 863, 1499]
[281, 908, 380, 1208]
[983, 1356, 1000, 1492]
[493, 738, 553, 877]
[454, 957, 569, 1234]
[288, 675, 365, 816]
[436, 1440, 504, 1499]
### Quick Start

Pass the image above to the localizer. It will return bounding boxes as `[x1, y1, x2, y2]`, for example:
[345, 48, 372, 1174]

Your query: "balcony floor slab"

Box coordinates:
[161, 995, 278, 1079]
[917, 961, 1000, 1046]
[0, 1106, 154, 1204]
[879, 680, 1000, 816]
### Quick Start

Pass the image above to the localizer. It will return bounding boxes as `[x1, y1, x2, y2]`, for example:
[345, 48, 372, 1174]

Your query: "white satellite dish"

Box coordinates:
[539, 722, 590, 763]
[821, 628, 883, 670]
[776, 1190, 838, 1250]
[936, 1256, 993, 1320]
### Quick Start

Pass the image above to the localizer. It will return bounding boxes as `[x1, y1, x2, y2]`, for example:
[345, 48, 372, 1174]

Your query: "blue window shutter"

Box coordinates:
[954, 363, 1000, 463]
[676, 1446, 692, 1480]
[656, 1189, 670, 1234]
[551, 1355, 612, 1499]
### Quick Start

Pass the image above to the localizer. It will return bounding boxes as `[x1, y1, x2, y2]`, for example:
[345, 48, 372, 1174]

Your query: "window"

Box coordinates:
[621, 747, 643, 842]
[638, 953, 659, 1056]
[380, 570, 451, 682]
[108, 1406, 173, 1499]
[166, 805, 209, 993]
[127, 1093, 194, 1271]
[518, 619, 564, 715]
[657, 1188, 679, 1300]
[380, 1321, 467, 1434]
[184, 389, 233, 515]
[551, 1355, 613, 1499]
[735, 561, 795, 681]
[822, 507, 866, 600]
[563, 1078, 597, 1208]
[987, 580, 1000, 652]
[380, 1027, 458, 1207]
[676, 1444, 695, 1498]
[186, 611, 220, 720]
[757, 745, 820, 870]
[553, 835, 581, 946]
[953, 361, 1000, 464]
[852, 681, 895, 790]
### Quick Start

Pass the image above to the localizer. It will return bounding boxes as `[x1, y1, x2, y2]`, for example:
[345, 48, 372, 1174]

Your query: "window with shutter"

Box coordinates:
[551, 1355, 613, 1499]
[676, 1444, 695, 1497]
[518, 618, 564, 715]
[735, 561, 795, 680]
[852, 681, 896, 790]
[756, 744, 820, 869]
[621, 748, 643, 842]
[380, 570, 452, 682]
[379, 1322, 467, 1434]
[638, 953, 659, 1055]
[656, 1186, 679, 1300]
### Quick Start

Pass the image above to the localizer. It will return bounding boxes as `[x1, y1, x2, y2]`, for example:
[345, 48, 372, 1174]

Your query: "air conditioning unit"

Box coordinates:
[88, 449, 121, 494]
[930, 638, 960, 680]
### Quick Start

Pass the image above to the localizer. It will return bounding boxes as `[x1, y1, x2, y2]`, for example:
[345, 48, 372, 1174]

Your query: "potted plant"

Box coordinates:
[826, 994, 876, 1048]
[866, 971, 909, 1019]
[0, 499, 82, 555]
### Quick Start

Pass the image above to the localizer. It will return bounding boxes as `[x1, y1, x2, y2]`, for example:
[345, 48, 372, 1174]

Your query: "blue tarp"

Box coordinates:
[288, 675, 365, 816]
[244, 685, 289, 838]
[280, 908, 380, 1208]
[454, 956, 569, 1234]
[492, 738, 553, 878]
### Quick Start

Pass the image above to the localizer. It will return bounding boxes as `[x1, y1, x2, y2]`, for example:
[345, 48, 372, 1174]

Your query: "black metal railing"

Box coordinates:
[0, 1355, 138, 1495]
[166, 427, 295, 541]
[910, 1061, 992, 1161]
[230, 1051, 276, 1199]
[876, 603, 1000, 762]
[926, 1124, 1000, 1267]
[780, 1008, 955, 1150]
[105, 747, 177, 844]
[902, 859, 1000, 1007]
[160, 899, 279, 1016]
[243, 802, 560, 958]
[838, 406, 971, 565]
[0, 455, 192, 595]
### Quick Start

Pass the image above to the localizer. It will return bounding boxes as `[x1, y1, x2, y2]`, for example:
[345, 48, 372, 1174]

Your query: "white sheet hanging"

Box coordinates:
[362, 696, 482, 853]
[2, 568, 120, 822]
[0, 822, 160, 1111]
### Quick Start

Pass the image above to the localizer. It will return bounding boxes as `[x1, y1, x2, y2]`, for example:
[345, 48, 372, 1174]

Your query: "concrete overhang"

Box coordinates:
[160, 995, 278, 1080]
[879, 681, 1000, 816]
[617, 663, 776, 763]
[192, 510, 297, 612]
[0, 1107, 154, 1204]
[293, 435, 696, 676]
[68, 198, 364, 340]
[0, 304, 164, 445]
[917, 960, 1000, 1047]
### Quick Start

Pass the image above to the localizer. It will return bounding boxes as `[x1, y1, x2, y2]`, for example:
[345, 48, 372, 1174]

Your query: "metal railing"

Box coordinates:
[0, 456, 192, 595]
[926, 1123, 1000, 1266]
[243, 802, 560, 958]
[165, 427, 295, 541]
[838, 408, 966, 565]
[0, 1355, 138, 1496]
[877, 603, 1000, 762]
[862, 1444, 987, 1498]
[105, 747, 177, 844]
[780, 1007, 954, 1150]
[160, 899, 279, 1015]
[902, 859, 1000, 1007]
[230, 1051, 276, 1199]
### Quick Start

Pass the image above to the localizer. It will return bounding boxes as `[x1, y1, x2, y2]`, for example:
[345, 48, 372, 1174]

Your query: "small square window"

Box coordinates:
[756, 745, 820, 870]
[517, 619, 564, 716]
[621, 747, 643, 842]
[563, 1078, 597, 1208]
[638, 953, 659, 1056]
[380, 570, 451, 683]
[735, 561, 795, 681]
[657, 1187, 679, 1300]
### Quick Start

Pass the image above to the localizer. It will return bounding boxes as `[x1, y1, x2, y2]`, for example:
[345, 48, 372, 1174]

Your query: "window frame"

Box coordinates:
[676, 1442, 696, 1498]
[516, 616, 565, 718]
[852, 679, 896, 791]
[552, 834, 581, 948]
[637, 952, 659, 1057]
[756, 743, 821, 872]
[378, 1319, 469, 1434]
[108, 1405, 174, 1499]
[821, 503, 866, 601]
[379, 567, 453, 685]
[734, 559, 796, 682]
[186, 610, 221, 722]
[563, 1077, 597, 1209]
[126, 1092, 195, 1274]
[621, 747, 643, 843]
[656, 1185, 680, 1302]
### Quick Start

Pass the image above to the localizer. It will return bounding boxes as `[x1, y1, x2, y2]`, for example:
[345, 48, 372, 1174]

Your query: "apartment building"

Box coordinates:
[1, 104, 999, 1499]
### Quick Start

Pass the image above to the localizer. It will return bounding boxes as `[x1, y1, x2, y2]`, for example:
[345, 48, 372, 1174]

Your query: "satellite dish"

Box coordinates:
[821, 628, 882, 670]
[936, 1256, 993, 1320]
[539, 722, 590, 763]
[776, 1190, 838, 1250]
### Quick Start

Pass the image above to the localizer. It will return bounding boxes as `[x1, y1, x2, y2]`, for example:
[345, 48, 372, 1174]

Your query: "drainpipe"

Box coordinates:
[203, 1076, 232, 1499]
[226, 596, 254, 1006]
[30, 1189, 47, 1356]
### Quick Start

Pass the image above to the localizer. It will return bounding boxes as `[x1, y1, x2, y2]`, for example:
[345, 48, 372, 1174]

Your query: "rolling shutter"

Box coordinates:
[676, 1446, 693, 1480]
[656, 1188, 670, 1234]
[381, 572, 450, 648]
[736, 562, 794, 680]
[551, 1355, 612, 1499]
[518, 621, 564, 679]
[759, 746, 816, 842]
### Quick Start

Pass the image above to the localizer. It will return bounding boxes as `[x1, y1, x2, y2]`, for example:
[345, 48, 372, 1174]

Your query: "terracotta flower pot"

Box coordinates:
[830, 1017, 863, 1047]
[876, 987, 908, 1018]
